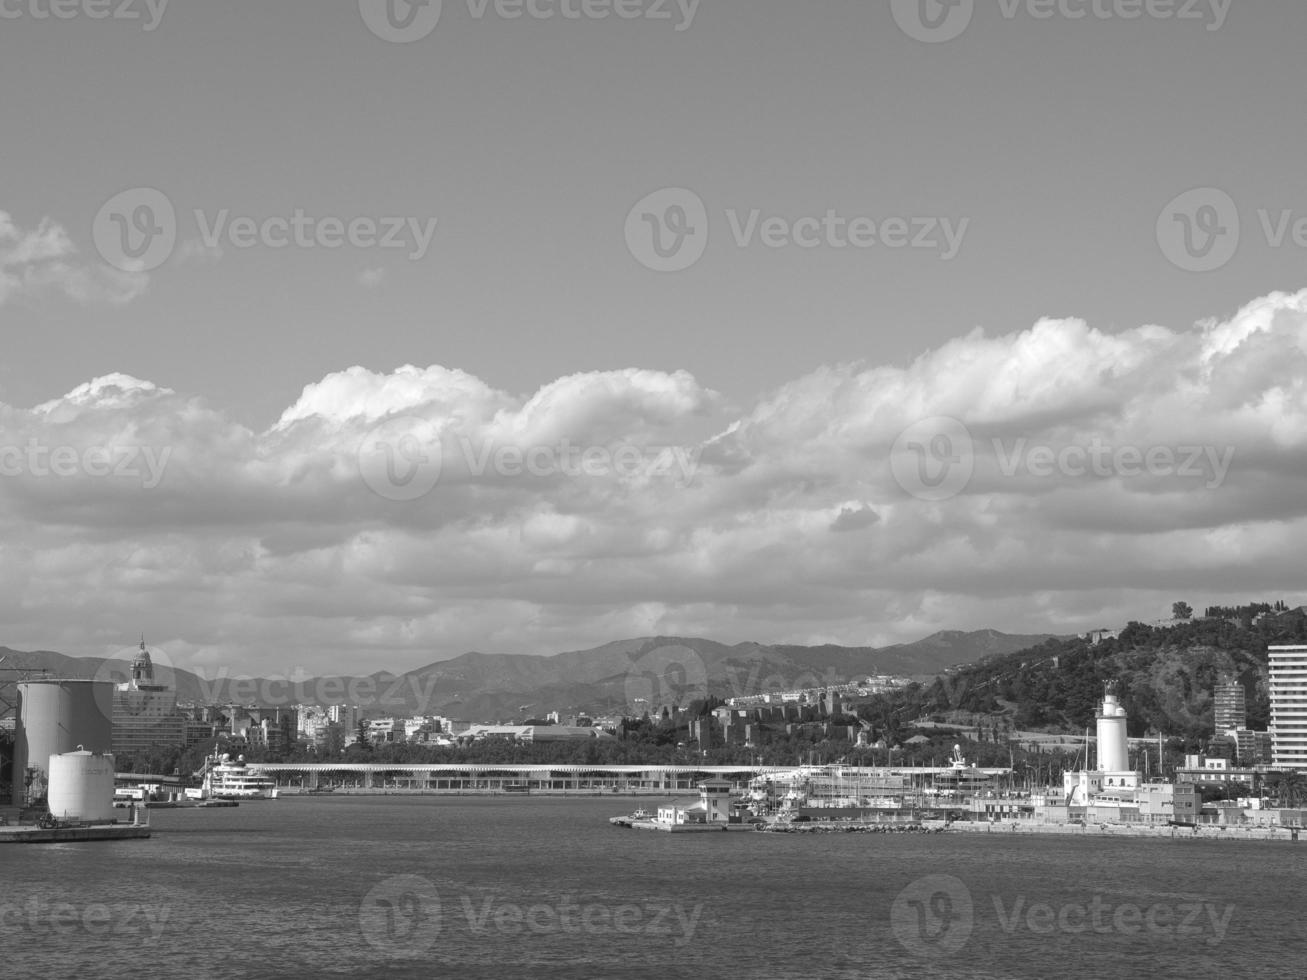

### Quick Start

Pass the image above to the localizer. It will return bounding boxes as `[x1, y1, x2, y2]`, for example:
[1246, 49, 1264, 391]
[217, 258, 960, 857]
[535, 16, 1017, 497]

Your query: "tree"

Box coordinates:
[1172, 602, 1194, 621]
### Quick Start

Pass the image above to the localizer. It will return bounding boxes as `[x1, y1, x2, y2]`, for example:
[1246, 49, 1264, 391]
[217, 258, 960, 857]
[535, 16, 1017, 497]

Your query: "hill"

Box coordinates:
[891, 609, 1307, 744]
[0, 629, 1059, 721]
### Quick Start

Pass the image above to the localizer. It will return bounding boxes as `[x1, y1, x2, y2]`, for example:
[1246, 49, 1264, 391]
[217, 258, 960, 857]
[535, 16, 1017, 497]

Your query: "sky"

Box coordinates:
[1, 0, 1305, 677]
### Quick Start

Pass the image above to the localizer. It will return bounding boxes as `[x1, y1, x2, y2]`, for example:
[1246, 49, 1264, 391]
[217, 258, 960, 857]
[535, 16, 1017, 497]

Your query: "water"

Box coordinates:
[3, 797, 1304, 980]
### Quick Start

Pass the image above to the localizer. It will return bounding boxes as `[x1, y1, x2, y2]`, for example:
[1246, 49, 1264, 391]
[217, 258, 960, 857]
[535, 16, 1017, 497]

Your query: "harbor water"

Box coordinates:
[3, 796, 1304, 980]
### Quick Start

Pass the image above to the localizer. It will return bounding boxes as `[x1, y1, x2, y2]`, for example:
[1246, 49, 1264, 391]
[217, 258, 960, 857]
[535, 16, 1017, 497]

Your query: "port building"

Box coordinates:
[111, 642, 185, 757]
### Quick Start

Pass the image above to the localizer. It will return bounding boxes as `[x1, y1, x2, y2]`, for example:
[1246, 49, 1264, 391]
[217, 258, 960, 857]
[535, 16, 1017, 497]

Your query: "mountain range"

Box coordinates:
[0, 629, 1059, 722]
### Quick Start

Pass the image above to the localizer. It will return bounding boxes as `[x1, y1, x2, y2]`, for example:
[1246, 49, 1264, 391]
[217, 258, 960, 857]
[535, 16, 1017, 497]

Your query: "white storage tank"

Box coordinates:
[47, 749, 116, 824]
[13, 680, 114, 806]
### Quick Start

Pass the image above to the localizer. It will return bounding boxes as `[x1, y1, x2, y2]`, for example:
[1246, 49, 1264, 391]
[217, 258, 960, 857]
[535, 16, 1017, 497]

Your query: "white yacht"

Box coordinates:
[187, 753, 278, 800]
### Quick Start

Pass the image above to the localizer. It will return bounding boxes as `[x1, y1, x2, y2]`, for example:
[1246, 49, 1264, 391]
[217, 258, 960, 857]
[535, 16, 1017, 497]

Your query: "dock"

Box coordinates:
[0, 823, 152, 845]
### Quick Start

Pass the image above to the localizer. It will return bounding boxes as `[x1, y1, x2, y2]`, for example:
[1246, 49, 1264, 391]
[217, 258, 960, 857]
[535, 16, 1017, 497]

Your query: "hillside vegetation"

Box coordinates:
[895, 607, 1307, 744]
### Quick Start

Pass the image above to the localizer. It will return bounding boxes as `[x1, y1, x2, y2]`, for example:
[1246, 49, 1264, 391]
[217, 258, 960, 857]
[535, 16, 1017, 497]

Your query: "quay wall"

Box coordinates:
[929, 820, 1299, 842]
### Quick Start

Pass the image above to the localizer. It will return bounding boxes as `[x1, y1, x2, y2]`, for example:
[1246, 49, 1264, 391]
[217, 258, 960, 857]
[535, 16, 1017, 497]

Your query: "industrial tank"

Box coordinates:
[47, 749, 116, 823]
[13, 680, 114, 806]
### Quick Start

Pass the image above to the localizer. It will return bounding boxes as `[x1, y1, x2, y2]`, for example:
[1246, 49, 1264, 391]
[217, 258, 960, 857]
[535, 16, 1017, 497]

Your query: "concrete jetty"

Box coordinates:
[0, 824, 152, 844]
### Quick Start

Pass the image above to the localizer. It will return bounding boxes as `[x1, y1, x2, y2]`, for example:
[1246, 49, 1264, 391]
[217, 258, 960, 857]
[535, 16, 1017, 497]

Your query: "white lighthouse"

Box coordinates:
[1096, 690, 1129, 773]
[1064, 683, 1139, 804]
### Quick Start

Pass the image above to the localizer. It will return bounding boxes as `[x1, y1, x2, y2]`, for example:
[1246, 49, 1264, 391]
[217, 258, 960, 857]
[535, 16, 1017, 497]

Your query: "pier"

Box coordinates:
[0, 824, 151, 845]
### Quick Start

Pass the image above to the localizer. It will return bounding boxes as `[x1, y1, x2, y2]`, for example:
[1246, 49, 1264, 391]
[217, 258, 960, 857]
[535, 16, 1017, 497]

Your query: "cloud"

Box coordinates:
[1, 289, 1305, 674]
[0, 210, 149, 307]
[830, 503, 880, 533]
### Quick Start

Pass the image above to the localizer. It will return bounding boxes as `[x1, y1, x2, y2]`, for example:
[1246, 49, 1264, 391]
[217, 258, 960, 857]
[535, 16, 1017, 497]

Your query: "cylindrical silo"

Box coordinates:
[47, 749, 116, 824]
[13, 680, 114, 806]
[1096, 692, 1129, 773]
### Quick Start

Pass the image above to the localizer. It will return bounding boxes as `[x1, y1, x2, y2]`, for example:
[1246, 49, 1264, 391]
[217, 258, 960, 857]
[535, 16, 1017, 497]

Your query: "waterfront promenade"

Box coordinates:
[256, 762, 1007, 795]
[258, 763, 769, 794]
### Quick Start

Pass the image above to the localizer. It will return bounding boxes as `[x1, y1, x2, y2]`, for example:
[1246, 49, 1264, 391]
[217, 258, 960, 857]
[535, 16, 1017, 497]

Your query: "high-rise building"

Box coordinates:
[112, 641, 185, 757]
[1214, 678, 1247, 732]
[1268, 645, 1307, 770]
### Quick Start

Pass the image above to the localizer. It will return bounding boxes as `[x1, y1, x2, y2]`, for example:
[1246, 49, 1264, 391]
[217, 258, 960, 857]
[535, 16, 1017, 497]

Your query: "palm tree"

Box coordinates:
[1268, 771, 1307, 808]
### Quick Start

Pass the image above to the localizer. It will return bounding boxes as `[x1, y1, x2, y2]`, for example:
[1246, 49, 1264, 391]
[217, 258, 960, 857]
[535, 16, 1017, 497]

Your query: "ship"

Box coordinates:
[185, 753, 278, 801]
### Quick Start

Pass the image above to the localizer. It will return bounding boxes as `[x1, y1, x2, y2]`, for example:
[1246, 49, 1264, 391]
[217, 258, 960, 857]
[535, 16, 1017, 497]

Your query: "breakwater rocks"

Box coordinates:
[758, 822, 942, 834]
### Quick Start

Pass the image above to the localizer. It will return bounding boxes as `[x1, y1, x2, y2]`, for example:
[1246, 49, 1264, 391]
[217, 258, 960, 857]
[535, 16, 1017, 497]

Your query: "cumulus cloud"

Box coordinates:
[2, 289, 1306, 674]
[0, 210, 149, 307]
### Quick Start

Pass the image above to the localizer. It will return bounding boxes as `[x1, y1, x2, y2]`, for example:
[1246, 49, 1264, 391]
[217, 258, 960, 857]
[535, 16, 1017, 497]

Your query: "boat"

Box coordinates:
[608, 807, 654, 827]
[189, 753, 278, 801]
[932, 745, 993, 794]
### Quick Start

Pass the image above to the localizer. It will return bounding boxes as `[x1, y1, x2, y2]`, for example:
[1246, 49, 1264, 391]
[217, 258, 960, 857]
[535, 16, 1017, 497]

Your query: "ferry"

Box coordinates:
[186, 753, 278, 801]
